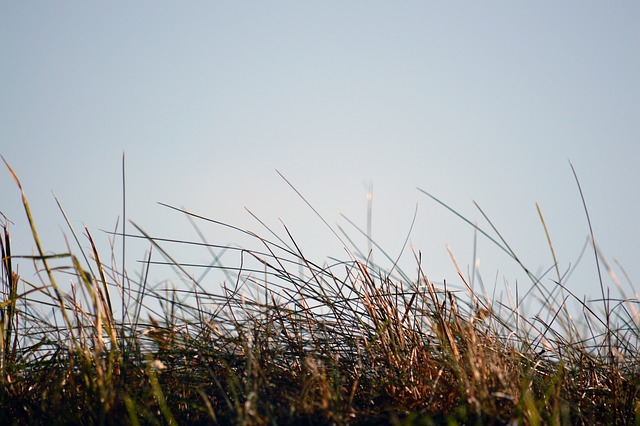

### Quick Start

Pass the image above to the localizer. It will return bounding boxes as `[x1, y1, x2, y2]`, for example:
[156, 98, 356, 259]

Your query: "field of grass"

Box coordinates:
[1, 161, 639, 425]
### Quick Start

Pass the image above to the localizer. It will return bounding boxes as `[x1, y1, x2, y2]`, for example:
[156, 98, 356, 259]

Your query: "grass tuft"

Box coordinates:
[1, 162, 639, 425]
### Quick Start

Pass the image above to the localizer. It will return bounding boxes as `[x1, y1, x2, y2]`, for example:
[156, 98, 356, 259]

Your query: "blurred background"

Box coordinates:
[1, 2, 639, 314]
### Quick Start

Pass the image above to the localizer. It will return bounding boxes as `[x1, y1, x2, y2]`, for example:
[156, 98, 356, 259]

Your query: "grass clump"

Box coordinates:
[1, 162, 639, 425]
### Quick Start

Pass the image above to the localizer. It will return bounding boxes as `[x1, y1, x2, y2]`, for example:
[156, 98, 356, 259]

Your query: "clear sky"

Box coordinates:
[1, 2, 639, 314]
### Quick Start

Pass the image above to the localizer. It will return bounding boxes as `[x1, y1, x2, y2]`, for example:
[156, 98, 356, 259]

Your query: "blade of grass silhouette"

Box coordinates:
[417, 187, 513, 259]
[239, 223, 318, 300]
[104, 231, 240, 254]
[121, 152, 129, 352]
[86, 227, 115, 324]
[157, 202, 303, 263]
[417, 187, 548, 304]
[243, 207, 322, 293]
[2, 157, 76, 343]
[246, 227, 341, 289]
[533, 199, 577, 339]
[537, 276, 609, 346]
[536, 202, 561, 284]
[53, 193, 96, 279]
[388, 203, 418, 281]
[69, 252, 109, 354]
[131, 247, 152, 342]
[613, 259, 635, 293]
[245, 207, 296, 254]
[0, 224, 18, 365]
[446, 244, 490, 314]
[338, 211, 413, 285]
[569, 162, 606, 312]
[277, 221, 336, 307]
[527, 262, 570, 325]
[276, 170, 355, 260]
[182, 208, 234, 285]
[284, 230, 358, 305]
[139, 258, 303, 281]
[335, 223, 367, 263]
[531, 293, 571, 350]
[471, 200, 536, 284]
[366, 181, 373, 258]
[0, 285, 46, 310]
[471, 224, 478, 292]
[107, 217, 137, 338]
[569, 160, 613, 369]
[562, 236, 590, 284]
[593, 241, 636, 325]
[106, 227, 317, 281]
[130, 221, 205, 323]
[344, 203, 418, 284]
[163, 211, 360, 316]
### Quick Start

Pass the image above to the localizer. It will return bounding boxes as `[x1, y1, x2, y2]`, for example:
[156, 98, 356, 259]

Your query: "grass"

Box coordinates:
[1, 160, 639, 425]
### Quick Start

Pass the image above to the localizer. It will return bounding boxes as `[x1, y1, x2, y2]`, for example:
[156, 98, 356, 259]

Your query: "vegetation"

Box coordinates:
[1, 160, 639, 425]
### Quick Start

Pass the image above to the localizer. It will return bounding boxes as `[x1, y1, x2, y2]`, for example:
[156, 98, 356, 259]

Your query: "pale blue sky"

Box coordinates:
[1, 2, 639, 310]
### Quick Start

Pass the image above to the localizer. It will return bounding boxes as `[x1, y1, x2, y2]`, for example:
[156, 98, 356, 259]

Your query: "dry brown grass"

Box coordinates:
[1, 162, 639, 425]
